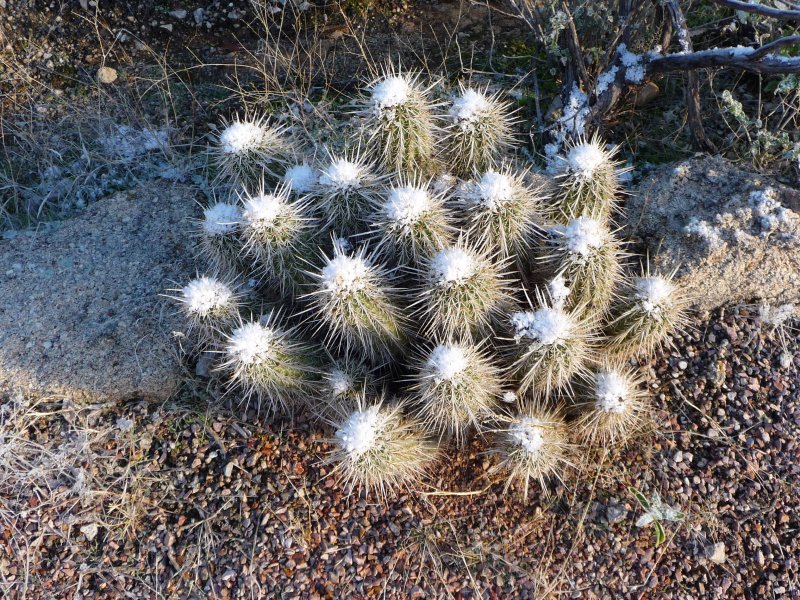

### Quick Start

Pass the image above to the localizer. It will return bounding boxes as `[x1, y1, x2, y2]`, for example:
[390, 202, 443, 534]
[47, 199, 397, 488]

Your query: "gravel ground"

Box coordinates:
[1, 308, 797, 598]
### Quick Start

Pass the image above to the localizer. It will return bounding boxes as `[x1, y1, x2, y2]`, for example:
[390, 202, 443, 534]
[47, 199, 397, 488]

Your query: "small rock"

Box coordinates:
[779, 351, 793, 369]
[97, 66, 118, 84]
[169, 9, 187, 18]
[605, 504, 628, 524]
[704, 542, 726, 564]
[195, 351, 215, 378]
[633, 81, 659, 106]
[678, 360, 688, 370]
[160, 23, 173, 32]
[193, 8, 205, 24]
[673, 450, 684, 464]
[80, 523, 99, 541]
[627, 156, 800, 310]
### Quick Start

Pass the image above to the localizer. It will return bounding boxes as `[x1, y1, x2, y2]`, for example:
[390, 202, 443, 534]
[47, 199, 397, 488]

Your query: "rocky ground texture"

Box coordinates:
[1, 309, 797, 598]
[628, 155, 800, 310]
[0, 185, 195, 402]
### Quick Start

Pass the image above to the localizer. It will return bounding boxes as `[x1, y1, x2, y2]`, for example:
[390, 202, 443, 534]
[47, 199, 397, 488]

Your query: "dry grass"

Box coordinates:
[0, 11, 200, 228]
[0, 393, 168, 597]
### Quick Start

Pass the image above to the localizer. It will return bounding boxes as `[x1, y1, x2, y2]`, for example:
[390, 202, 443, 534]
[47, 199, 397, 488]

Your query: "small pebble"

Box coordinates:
[97, 66, 118, 84]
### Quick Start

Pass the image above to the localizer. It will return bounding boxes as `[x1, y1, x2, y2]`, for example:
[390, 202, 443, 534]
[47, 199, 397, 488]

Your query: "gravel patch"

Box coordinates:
[2, 309, 797, 598]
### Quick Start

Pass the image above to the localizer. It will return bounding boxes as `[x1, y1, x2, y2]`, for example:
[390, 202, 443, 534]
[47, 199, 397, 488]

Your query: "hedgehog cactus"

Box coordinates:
[574, 364, 647, 446]
[326, 399, 437, 496]
[542, 215, 624, 315]
[414, 240, 513, 340]
[507, 297, 593, 398]
[315, 152, 379, 235]
[488, 404, 572, 500]
[368, 177, 453, 264]
[314, 356, 378, 423]
[446, 85, 515, 177]
[282, 162, 319, 196]
[220, 315, 318, 414]
[552, 136, 622, 222]
[199, 202, 243, 272]
[172, 275, 242, 344]
[455, 166, 544, 259]
[170, 68, 689, 500]
[409, 341, 502, 445]
[239, 183, 311, 296]
[362, 70, 439, 175]
[304, 244, 406, 363]
[212, 116, 291, 186]
[605, 270, 686, 358]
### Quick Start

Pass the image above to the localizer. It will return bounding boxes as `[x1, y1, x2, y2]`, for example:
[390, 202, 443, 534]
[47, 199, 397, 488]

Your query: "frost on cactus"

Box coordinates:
[368, 177, 453, 263]
[282, 162, 318, 195]
[313, 356, 377, 423]
[543, 215, 623, 315]
[220, 315, 318, 414]
[574, 365, 647, 446]
[552, 136, 621, 222]
[446, 84, 514, 177]
[171, 275, 241, 343]
[507, 297, 592, 398]
[304, 244, 406, 362]
[414, 241, 513, 339]
[488, 404, 572, 500]
[212, 115, 291, 185]
[605, 270, 686, 358]
[239, 184, 311, 296]
[455, 166, 543, 258]
[361, 70, 438, 174]
[316, 152, 379, 235]
[199, 202, 242, 271]
[409, 342, 501, 445]
[547, 274, 571, 310]
[325, 399, 436, 497]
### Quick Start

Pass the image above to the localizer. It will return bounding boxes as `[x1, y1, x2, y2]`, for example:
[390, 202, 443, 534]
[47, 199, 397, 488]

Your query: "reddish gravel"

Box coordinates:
[2, 308, 797, 598]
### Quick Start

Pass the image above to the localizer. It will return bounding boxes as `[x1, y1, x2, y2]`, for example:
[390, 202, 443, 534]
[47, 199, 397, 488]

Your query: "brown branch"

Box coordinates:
[647, 47, 800, 74]
[603, 1, 647, 68]
[658, 4, 674, 51]
[580, 1, 650, 133]
[560, 1, 592, 91]
[749, 35, 800, 59]
[663, 0, 716, 152]
[709, 0, 800, 20]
